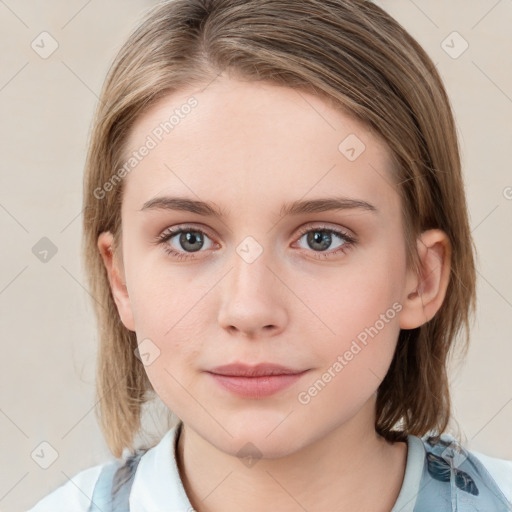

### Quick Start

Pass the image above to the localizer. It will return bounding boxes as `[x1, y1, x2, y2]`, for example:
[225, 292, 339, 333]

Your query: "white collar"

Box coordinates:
[128, 420, 424, 512]
[129, 420, 193, 512]
[391, 435, 425, 511]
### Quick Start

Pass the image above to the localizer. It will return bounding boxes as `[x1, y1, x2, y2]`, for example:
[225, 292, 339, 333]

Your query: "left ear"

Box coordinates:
[399, 229, 451, 330]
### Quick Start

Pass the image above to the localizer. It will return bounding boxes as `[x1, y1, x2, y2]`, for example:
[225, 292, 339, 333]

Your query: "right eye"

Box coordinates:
[155, 225, 216, 260]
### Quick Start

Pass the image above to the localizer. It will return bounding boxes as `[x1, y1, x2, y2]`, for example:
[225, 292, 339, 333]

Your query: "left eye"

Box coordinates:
[295, 227, 354, 254]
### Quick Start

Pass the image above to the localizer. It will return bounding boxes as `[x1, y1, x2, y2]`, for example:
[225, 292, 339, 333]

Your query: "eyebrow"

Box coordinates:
[139, 196, 378, 218]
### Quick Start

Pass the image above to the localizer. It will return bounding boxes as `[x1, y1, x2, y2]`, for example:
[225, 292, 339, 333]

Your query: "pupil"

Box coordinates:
[308, 231, 330, 251]
[181, 231, 203, 252]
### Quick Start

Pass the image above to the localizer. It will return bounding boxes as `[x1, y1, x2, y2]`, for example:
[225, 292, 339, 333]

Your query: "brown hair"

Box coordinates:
[82, 0, 476, 458]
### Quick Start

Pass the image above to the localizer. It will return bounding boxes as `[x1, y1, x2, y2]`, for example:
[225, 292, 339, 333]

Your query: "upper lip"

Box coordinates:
[207, 363, 308, 377]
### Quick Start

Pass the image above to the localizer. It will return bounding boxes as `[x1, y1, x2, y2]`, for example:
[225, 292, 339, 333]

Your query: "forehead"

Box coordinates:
[121, 76, 398, 217]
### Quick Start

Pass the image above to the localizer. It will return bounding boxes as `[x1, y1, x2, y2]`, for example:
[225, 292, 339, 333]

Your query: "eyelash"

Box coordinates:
[154, 224, 357, 261]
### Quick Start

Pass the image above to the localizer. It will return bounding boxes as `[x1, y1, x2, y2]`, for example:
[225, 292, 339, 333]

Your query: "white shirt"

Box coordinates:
[27, 423, 512, 512]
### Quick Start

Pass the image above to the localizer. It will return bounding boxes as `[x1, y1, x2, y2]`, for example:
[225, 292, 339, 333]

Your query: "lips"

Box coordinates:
[205, 363, 310, 399]
[207, 362, 306, 377]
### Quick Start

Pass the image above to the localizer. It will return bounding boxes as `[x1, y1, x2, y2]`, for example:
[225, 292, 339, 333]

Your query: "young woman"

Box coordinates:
[29, 0, 512, 510]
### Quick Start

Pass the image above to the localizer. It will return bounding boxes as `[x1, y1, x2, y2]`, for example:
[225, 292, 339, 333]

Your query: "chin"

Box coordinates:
[208, 412, 309, 459]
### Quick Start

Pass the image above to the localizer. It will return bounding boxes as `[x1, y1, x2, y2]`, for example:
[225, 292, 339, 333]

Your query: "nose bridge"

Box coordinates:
[216, 195, 285, 297]
[230, 233, 274, 294]
[217, 237, 287, 337]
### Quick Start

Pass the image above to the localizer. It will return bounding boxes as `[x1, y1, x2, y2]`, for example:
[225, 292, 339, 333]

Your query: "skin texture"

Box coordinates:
[98, 75, 451, 511]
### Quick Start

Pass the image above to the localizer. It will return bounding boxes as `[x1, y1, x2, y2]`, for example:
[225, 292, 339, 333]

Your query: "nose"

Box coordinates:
[217, 244, 287, 339]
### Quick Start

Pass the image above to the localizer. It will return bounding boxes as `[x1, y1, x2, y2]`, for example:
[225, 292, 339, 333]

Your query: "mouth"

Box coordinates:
[205, 363, 310, 399]
[207, 362, 307, 377]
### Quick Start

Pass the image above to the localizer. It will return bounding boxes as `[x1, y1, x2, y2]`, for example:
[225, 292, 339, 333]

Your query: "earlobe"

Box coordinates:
[399, 229, 451, 330]
[97, 231, 136, 332]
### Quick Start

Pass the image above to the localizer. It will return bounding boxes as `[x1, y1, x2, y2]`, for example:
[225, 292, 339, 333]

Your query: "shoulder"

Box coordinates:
[470, 449, 512, 503]
[27, 462, 108, 512]
[27, 426, 181, 512]
[419, 433, 512, 510]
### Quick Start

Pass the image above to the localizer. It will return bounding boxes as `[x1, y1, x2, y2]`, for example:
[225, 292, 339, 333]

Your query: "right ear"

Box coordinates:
[97, 231, 136, 332]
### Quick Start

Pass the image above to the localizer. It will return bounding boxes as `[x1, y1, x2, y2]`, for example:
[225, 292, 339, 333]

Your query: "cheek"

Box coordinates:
[129, 275, 205, 414]
[123, 267, 194, 372]
[296, 277, 402, 422]
[125, 250, 203, 334]
[300, 249, 404, 381]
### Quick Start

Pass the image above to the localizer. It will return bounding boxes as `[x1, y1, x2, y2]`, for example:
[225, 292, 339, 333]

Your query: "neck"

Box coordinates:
[175, 397, 407, 512]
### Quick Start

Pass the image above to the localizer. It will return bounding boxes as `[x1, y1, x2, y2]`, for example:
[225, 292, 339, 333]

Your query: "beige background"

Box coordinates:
[0, 1, 511, 510]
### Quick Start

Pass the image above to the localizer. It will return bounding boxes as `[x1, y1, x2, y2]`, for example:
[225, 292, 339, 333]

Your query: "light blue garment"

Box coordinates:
[87, 424, 511, 512]
[88, 449, 146, 512]
[412, 433, 511, 511]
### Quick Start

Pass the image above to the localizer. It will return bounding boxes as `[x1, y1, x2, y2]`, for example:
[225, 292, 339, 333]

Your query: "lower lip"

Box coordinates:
[206, 371, 309, 399]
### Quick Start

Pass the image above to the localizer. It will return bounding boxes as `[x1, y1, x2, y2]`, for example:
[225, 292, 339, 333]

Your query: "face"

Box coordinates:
[102, 75, 420, 458]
